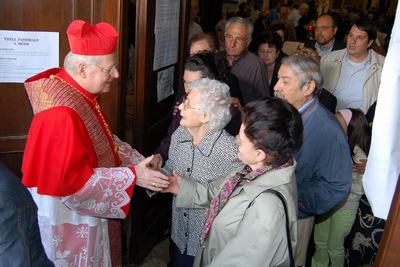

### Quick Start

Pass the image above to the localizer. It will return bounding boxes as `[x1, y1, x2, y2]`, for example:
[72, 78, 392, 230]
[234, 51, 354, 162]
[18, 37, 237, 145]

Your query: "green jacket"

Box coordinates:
[176, 162, 298, 267]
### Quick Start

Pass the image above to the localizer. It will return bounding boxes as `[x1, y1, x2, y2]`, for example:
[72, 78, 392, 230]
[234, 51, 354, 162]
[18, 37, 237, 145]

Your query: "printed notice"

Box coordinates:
[157, 66, 174, 102]
[153, 0, 180, 70]
[0, 30, 59, 83]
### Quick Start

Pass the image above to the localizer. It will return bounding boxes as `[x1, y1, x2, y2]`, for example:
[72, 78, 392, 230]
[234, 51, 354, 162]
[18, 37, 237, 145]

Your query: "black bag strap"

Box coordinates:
[248, 188, 295, 267]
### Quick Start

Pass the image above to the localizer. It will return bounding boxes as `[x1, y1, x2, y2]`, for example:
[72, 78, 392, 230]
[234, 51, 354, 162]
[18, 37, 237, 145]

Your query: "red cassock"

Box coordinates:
[22, 68, 143, 267]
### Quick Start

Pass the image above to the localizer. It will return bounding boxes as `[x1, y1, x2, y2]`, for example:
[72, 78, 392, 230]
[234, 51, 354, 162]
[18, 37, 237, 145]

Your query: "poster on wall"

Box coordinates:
[0, 30, 59, 83]
[157, 66, 174, 102]
[153, 0, 180, 71]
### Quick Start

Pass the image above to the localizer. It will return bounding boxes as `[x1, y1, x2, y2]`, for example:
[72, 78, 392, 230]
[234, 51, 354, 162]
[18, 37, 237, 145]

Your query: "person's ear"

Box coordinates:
[255, 149, 267, 163]
[303, 80, 316, 96]
[77, 62, 87, 78]
[200, 113, 210, 124]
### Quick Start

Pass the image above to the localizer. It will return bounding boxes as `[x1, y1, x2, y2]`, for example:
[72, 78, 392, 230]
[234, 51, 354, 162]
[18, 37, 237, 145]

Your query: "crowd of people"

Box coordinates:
[1, 0, 393, 266]
[160, 1, 389, 266]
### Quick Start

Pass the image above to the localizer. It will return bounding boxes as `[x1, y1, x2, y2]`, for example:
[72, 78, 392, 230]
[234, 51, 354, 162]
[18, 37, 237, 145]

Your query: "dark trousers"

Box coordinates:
[169, 240, 195, 267]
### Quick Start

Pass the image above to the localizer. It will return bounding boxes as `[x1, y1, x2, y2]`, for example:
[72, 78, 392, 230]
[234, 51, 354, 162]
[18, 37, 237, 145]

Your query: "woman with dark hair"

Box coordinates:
[343, 104, 385, 267]
[188, 32, 219, 56]
[254, 31, 287, 94]
[164, 97, 303, 266]
[346, 109, 371, 156]
[183, 51, 242, 102]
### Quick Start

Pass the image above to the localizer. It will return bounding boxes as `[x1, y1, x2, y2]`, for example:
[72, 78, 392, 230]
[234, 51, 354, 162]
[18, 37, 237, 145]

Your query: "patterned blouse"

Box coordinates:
[163, 126, 242, 256]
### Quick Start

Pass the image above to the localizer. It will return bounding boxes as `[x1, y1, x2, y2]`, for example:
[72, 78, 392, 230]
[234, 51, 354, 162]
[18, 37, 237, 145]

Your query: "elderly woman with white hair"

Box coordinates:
[163, 78, 242, 267]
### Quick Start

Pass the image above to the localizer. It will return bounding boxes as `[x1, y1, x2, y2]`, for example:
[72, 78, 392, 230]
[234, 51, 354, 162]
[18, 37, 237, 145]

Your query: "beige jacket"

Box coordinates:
[320, 49, 385, 113]
[176, 163, 298, 267]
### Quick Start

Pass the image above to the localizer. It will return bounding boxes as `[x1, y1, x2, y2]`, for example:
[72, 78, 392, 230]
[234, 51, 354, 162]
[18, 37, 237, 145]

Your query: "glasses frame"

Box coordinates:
[182, 95, 201, 111]
[314, 25, 334, 31]
[258, 48, 278, 55]
[91, 64, 118, 76]
[224, 34, 248, 45]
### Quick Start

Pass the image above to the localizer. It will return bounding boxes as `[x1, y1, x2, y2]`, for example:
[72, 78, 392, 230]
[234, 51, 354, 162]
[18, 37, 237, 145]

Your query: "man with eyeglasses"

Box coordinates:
[306, 13, 345, 57]
[320, 19, 385, 113]
[224, 16, 270, 104]
[21, 20, 169, 267]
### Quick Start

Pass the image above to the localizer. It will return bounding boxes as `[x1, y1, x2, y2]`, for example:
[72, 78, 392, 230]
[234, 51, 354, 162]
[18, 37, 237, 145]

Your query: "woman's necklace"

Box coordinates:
[51, 74, 119, 155]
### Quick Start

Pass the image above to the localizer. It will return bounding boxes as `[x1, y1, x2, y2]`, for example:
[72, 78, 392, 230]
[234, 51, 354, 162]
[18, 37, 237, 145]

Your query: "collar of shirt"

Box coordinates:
[315, 39, 335, 56]
[230, 50, 249, 66]
[177, 127, 225, 157]
[298, 97, 316, 114]
[344, 49, 371, 67]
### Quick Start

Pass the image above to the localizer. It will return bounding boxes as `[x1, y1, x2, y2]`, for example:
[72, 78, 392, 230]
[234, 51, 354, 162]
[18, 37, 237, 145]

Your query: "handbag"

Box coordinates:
[247, 188, 295, 267]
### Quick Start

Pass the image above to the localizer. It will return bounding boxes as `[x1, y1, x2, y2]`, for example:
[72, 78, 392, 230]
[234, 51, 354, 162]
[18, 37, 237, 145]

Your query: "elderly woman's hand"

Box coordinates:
[162, 170, 182, 195]
[134, 155, 170, 191]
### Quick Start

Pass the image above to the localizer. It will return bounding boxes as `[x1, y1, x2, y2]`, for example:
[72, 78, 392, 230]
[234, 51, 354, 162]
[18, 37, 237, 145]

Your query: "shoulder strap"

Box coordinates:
[247, 188, 295, 267]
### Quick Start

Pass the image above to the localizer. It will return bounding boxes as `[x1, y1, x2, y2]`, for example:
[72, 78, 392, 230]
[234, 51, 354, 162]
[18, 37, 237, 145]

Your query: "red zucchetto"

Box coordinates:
[66, 20, 119, 55]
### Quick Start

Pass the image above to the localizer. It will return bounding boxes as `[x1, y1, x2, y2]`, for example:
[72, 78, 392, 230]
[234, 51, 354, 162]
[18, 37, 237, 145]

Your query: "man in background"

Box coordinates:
[320, 19, 385, 113]
[224, 16, 270, 103]
[307, 13, 345, 57]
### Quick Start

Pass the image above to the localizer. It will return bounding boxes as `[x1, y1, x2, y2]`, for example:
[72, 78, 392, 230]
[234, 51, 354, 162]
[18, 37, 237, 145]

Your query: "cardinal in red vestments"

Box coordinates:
[21, 19, 169, 267]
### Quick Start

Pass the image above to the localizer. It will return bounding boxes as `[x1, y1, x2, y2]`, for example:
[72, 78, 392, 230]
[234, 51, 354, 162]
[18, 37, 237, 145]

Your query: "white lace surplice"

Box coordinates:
[30, 167, 135, 267]
[114, 135, 145, 167]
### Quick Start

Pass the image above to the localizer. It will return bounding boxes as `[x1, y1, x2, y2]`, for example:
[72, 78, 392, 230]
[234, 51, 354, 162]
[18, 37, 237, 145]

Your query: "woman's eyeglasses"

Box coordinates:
[182, 95, 201, 110]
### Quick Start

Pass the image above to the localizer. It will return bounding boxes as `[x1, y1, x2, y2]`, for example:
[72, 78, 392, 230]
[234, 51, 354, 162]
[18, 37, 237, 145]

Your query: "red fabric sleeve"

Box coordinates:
[22, 106, 98, 196]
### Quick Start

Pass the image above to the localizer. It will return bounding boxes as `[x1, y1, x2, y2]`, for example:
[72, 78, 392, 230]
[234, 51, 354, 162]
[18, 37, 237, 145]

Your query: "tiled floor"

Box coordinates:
[128, 238, 169, 267]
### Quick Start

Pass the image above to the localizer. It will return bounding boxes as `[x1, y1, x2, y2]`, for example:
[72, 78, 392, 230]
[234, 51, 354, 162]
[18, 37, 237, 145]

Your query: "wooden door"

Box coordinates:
[374, 176, 400, 266]
[123, 0, 191, 263]
[128, 0, 190, 154]
[0, 0, 126, 176]
[0, 0, 192, 264]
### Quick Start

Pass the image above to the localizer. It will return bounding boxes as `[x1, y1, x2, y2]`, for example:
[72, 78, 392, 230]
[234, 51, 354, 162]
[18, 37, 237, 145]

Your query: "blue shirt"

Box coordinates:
[315, 39, 335, 57]
[298, 97, 315, 114]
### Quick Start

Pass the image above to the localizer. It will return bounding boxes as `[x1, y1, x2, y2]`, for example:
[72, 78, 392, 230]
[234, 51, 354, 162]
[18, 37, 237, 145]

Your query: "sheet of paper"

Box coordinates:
[153, 0, 180, 70]
[0, 30, 59, 83]
[157, 66, 174, 102]
[282, 41, 304, 55]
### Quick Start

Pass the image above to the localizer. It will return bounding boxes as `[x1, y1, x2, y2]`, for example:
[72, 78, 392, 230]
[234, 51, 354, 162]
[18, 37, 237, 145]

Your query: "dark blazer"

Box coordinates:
[0, 162, 54, 266]
[332, 39, 346, 50]
[318, 88, 337, 113]
[305, 38, 345, 53]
